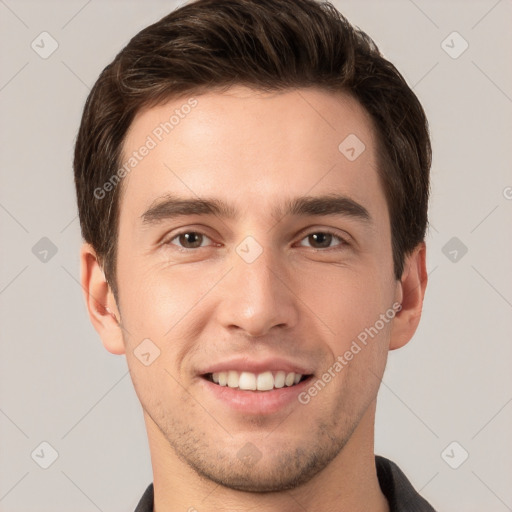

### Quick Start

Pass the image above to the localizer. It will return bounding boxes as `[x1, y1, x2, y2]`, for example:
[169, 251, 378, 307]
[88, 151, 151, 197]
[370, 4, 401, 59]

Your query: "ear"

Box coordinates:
[80, 242, 125, 355]
[389, 242, 428, 350]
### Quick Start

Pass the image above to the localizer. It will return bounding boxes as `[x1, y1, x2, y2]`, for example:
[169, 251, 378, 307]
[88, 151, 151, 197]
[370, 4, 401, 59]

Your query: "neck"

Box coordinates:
[147, 401, 389, 512]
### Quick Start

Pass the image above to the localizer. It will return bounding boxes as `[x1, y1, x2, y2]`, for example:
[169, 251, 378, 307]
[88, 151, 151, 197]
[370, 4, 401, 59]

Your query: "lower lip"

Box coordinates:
[199, 376, 313, 415]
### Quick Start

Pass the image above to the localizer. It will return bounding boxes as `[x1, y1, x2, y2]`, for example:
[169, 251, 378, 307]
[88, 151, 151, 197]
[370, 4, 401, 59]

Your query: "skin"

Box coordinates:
[81, 86, 427, 512]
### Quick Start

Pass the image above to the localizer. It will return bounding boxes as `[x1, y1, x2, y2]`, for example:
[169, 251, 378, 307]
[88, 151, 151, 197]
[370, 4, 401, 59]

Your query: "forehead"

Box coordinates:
[118, 86, 385, 223]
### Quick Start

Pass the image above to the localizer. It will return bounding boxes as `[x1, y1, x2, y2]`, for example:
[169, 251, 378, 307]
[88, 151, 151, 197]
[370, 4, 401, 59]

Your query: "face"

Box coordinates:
[90, 86, 413, 492]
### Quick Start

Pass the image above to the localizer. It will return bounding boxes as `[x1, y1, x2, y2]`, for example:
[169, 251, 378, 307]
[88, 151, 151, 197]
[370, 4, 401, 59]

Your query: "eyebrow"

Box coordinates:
[140, 193, 371, 226]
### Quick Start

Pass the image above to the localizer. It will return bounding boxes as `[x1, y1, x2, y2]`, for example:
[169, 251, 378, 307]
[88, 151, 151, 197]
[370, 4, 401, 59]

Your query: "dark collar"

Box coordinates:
[375, 455, 437, 511]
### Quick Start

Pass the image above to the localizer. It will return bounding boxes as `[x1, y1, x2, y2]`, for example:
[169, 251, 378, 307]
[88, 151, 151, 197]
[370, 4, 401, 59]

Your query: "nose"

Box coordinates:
[215, 245, 300, 338]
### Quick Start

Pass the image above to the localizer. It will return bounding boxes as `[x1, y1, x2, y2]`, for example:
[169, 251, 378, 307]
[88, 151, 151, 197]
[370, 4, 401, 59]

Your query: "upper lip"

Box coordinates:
[199, 357, 314, 376]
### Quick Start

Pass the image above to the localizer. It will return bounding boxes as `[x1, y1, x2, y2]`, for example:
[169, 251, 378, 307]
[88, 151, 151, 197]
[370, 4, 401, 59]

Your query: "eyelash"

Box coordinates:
[163, 229, 349, 252]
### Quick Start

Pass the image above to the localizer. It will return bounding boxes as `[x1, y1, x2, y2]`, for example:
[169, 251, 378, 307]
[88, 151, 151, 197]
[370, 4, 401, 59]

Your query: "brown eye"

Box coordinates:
[299, 231, 346, 250]
[167, 231, 211, 249]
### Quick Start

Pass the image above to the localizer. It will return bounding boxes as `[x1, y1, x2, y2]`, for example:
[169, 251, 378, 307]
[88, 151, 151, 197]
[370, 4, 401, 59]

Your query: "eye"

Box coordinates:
[163, 229, 349, 252]
[297, 230, 348, 250]
[165, 231, 213, 250]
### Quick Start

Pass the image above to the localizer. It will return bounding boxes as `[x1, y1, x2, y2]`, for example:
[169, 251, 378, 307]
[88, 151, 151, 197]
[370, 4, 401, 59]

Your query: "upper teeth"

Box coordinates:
[211, 370, 303, 391]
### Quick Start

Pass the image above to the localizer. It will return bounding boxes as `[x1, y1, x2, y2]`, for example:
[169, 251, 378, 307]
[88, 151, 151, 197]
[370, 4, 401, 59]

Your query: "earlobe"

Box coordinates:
[389, 242, 428, 351]
[80, 242, 126, 355]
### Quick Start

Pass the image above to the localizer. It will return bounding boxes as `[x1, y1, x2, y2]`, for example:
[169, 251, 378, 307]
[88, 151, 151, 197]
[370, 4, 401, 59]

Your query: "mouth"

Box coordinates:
[201, 370, 313, 391]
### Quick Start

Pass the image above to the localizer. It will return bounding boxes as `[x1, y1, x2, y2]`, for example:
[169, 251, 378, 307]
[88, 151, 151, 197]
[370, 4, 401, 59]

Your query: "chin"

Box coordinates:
[184, 441, 342, 493]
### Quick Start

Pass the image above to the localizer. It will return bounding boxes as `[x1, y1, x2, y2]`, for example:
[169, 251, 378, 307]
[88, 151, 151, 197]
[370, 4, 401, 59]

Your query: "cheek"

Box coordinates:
[116, 259, 221, 352]
[294, 262, 394, 340]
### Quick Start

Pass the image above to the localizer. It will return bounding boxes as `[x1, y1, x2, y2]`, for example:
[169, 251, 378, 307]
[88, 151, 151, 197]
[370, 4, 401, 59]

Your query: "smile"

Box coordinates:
[203, 370, 311, 391]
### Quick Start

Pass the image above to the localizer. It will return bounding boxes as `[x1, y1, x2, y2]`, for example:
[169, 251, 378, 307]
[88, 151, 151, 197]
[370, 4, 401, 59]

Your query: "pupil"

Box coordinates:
[311, 233, 331, 248]
[181, 232, 202, 248]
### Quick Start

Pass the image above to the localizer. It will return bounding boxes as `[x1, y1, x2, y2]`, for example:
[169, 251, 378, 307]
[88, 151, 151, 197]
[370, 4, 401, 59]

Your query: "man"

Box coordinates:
[74, 0, 436, 510]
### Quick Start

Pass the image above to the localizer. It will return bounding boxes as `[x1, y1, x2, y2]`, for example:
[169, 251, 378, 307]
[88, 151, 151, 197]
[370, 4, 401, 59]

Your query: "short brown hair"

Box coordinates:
[74, 0, 431, 303]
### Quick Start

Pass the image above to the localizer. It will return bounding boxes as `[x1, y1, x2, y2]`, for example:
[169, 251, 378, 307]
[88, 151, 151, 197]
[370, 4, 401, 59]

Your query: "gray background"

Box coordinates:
[1, 0, 511, 510]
